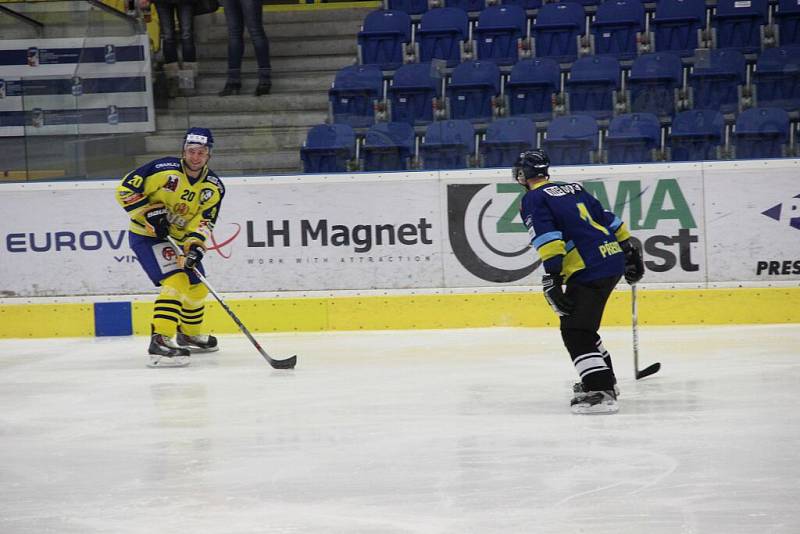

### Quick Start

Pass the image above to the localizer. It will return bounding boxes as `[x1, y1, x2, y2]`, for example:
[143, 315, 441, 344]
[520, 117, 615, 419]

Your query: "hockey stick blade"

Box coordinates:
[268, 354, 297, 370]
[635, 362, 661, 380]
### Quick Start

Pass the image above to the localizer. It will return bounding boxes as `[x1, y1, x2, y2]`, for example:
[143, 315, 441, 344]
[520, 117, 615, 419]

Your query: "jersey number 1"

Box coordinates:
[577, 202, 610, 235]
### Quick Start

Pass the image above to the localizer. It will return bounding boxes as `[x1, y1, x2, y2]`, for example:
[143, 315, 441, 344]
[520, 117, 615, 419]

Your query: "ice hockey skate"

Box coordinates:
[571, 388, 618, 414]
[176, 332, 219, 353]
[147, 334, 191, 368]
[574, 381, 620, 397]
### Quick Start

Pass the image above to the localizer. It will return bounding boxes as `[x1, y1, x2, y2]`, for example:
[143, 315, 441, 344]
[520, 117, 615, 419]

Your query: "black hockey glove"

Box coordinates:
[621, 240, 645, 285]
[183, 243, 204, 271]
[542, 274, 574, 316]
[144, 204, 170, 239]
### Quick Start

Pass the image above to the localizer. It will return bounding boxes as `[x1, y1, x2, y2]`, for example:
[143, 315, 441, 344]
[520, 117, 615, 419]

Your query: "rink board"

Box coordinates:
[2, 159, 800, 297]
[0, 286, 798, 338]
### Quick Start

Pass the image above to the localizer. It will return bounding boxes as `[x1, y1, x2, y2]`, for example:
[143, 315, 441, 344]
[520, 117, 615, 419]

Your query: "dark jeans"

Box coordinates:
[223, 0, 272, 82]
[155, 4, 196, 64]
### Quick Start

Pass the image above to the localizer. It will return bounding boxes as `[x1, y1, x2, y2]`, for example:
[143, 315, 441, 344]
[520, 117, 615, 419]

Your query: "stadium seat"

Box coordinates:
[688, 49, 746, 114]
[357, 10, 413, 70]
[501, 0, 543, 10]
[669, 109, 725, 161]
[446, 60, 501, 121]
[417, 7, 471, 68]
[711, 0, 769, 55]
[389, 62, 442, 125]
[506, 58, 561, 122]
[565, 55, 621, 120]
[541, 114, 599, 165]
[420, 119, 476, 169]
[651, 0, 707, 57]
[753, 45, 800, 112]
[361, 122, 416, 171]
[480, 116, 538, 167]
[733, 107, 791, 159]
[328, 64, 384, 127]
[445, 0, 486, 12]
[388, 0, 428, 16]
[532, 2, 587, 63]
[628, 52, 683, 116]
[591, 0, 646, 61]
[605, 112, 661, 163]
[474, 5, 528, 66]
[301, 124, 356, 173]
[776, 0, 800, 46]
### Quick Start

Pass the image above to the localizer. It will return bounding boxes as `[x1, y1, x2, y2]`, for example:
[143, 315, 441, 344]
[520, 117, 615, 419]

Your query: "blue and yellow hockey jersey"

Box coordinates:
[116, 157, 225, 248]
[520, 180, 630, 283]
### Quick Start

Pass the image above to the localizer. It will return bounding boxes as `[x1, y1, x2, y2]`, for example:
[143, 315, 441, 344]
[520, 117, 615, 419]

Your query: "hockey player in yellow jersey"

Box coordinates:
[116, 127, 225, 368]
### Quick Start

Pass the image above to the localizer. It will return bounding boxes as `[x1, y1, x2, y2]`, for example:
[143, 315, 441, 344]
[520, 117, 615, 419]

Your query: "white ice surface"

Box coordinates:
[1, 325, 799, 534]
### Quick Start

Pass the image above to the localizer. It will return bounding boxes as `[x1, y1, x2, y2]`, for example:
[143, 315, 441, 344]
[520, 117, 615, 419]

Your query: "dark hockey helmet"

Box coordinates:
[183, 127, 214, 151]
[513, 149, 550, 186]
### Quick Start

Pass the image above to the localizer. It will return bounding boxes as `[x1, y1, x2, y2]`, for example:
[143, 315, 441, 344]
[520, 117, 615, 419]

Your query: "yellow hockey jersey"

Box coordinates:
[116, 156, 225, 248]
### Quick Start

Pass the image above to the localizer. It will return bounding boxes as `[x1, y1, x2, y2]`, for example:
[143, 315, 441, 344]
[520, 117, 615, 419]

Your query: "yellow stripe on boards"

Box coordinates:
[128, 287, 800, 335]
[0, 303, 94, 338]
[607, 287, 800, 326]
[2, 287, 798, 338]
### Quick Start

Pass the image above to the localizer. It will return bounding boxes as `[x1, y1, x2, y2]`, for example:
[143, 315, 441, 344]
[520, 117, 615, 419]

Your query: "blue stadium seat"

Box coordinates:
[389, 62, 442, 125]
[361, 122, 416, 171]
[651, 0, 707, 57]
[565, 55, 621, 120]
[328, 65, 384, 127]
[689, 49, 746, 114]
[532, 2, 586, 63]
[669, 109, 725, 161]
[388, 0, 428, 16]
[357, 10, 412, 70]
[420, 119, 476, 169]
[628, 52, 683, 116]
[734, 107, 791, 159]
[712, 0, 769, 55]
[605, 112, 661, 163]
[777, 0, 800, 46]
[445, 0, 486, 12]
[541, 114, 599, 165]
[591, 0, 645, 60]
[753, 46, 800, 112]
[417, 7, 471, 68]
[480, 117, 538, 167]
[446, 60, 501, 121]
[501, 0, 543, 10]
[301, 124, 356, 173]
[506, 58, 561, 121]
[474, 5, 528, 66]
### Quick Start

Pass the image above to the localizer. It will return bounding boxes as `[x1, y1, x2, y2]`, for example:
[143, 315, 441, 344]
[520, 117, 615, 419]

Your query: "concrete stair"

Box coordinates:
[140, 6, 372, 177]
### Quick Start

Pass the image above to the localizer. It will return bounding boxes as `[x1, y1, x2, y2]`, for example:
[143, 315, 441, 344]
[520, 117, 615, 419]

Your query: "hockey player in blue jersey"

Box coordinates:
[116, 127, 225, 368]
[515, 149, 644, 414]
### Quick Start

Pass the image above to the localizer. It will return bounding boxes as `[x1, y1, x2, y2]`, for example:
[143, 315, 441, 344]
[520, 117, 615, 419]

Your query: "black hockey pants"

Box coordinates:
[560, 274, 622, 391]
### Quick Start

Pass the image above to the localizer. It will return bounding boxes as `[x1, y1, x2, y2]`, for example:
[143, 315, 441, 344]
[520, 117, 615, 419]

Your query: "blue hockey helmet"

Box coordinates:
[183, 127, 214, 151]
[513, 149, 550, 186]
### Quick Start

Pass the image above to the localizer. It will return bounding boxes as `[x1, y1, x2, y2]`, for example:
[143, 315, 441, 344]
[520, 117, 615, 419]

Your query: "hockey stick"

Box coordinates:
[632, 284, 660, 380]
[167, 237, 297, 369]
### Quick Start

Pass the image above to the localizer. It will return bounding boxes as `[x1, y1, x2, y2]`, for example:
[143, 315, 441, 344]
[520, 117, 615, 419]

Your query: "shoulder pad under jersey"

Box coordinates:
[204, 172, 225, 194]
[150, 156, 182, 171]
